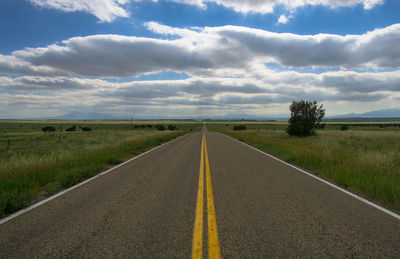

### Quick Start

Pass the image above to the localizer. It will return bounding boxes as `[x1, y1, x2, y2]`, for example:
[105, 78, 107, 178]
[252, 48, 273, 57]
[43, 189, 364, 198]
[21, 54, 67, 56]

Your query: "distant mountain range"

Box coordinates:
[216, 109, 400, 121]
[53, 111, 126, 120]
[329, 109, 400, 118]
[6, 108, 400, 121]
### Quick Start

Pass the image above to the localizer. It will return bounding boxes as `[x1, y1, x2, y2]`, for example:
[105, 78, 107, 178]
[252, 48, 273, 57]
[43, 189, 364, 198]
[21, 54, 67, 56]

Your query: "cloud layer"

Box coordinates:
[3, 23, 400, 78]
[2, 66, 399, 118]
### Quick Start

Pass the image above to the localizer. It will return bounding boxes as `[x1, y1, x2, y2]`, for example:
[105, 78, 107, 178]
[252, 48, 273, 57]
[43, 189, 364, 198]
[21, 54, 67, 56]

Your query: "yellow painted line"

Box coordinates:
[204, 135, 221, 259]
[192, 134, 205, 259]
[192, 133, 221, 258]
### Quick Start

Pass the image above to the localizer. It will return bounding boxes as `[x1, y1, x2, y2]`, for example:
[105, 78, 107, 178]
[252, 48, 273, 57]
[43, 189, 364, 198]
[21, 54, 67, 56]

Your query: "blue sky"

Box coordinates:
[1, 0, 400, 119]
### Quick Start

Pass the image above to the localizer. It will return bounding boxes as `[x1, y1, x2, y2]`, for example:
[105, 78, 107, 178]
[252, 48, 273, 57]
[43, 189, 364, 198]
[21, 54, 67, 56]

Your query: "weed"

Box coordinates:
[168, 125, 177, 130]
[340, 125, 350, 131]
[108, 157, 123, 165]
[42, 126, 56, 132]
[233, 125, 247, 131]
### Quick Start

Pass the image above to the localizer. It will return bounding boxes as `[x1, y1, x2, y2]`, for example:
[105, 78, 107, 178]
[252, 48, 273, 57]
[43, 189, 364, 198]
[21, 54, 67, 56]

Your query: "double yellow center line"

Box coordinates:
[192, 133, 221, 259]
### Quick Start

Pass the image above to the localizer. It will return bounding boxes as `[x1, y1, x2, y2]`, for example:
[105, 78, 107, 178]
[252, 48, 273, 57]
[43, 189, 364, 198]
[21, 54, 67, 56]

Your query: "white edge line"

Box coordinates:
[0, 135, 181, 225]
[220, 133, 400, 221]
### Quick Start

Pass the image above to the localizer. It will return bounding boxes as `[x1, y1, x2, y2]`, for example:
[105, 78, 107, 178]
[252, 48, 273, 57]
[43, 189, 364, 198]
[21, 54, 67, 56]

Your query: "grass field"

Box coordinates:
[0, 121, 202, 217]
[208, 123, 400, 213]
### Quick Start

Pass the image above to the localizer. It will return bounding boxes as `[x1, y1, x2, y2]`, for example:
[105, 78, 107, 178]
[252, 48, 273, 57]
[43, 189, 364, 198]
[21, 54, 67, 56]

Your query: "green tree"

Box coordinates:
[287, 100, 325, 136]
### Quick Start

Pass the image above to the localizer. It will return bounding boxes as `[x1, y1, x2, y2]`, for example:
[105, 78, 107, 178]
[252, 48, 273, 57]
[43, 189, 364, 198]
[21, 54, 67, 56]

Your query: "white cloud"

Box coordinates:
[4, 23, 400, 78]
[152, 0, 384, 14]
[210, 24, 400, 69]
[11, 35, 208, 77]
[148, 0, 206, 8]
[212, 0, 384, 13]
[277, 15, 288, 24]
[0, 54, 67, 76]
[29, 0, 130, 22]
[0, 76, 100, 90]
[276, 14, 293, 24]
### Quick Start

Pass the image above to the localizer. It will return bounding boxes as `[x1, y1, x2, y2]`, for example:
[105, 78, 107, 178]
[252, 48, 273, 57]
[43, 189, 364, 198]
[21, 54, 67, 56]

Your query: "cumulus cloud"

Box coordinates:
[3, 23, 399, 78]
[0, 54, 66, 76]
[29, 0, 130, 22]
[0, 76, 99, 91]
[276, 14, 293, 24]
[319, 71, 400, 93]
[212, 23, 400, 69]
[12, 34, 211, 77]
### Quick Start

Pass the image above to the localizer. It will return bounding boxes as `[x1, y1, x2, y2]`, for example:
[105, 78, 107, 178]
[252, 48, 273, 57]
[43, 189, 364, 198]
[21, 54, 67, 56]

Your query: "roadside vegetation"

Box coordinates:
[287, 100, 325, 136]
[209, 122, 400, 213]
[0, 121, 201, 217]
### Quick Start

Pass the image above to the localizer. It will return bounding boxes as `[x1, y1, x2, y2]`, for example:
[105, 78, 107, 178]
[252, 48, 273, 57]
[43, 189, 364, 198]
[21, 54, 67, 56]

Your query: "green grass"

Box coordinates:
[0, 121, 202, 218]
[209, 124, 400, 213]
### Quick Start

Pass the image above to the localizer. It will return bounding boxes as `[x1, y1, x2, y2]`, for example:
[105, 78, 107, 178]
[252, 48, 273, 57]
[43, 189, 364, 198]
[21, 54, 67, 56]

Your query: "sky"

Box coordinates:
[0, 0, 400, 119]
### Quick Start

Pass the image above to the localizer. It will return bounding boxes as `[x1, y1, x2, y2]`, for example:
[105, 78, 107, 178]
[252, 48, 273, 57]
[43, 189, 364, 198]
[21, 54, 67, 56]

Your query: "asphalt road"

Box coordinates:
[1, 128, 400, 258]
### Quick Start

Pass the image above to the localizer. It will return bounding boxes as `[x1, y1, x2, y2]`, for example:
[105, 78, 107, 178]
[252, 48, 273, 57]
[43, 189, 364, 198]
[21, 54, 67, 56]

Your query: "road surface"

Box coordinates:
[1, 128, 399, 258]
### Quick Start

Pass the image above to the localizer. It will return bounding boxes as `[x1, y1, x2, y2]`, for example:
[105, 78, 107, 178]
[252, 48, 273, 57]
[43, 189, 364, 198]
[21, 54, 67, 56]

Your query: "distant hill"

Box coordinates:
[8, 108, 399, 122]
[324, 109, 400, 122]
[51, 112, 202, 121]
[48, 111, 290, 121]
[331, 109, 400, 118]
[51, 111, 124, 120]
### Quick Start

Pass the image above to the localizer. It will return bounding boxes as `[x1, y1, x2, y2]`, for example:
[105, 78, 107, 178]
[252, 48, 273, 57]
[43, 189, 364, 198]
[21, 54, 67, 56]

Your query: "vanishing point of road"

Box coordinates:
[1, 127, 400, 258]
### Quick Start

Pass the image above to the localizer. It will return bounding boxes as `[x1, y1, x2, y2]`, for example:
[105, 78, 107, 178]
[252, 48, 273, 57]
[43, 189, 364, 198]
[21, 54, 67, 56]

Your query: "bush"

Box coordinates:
[340, 125, 350, 131]
[82, 127, 92, 131]
[155, 124, 165, 130]
[233, 125, 246, 131]
[146, 124, 153, 128]
[168, 125, 177, 130]
[108, 157, 123, 165]
[287, 100, 325, 137]
[66, 125, 77, 132]
[42, 126, 56, 132]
